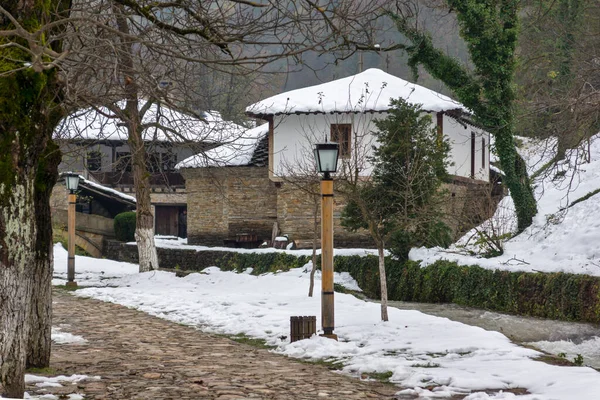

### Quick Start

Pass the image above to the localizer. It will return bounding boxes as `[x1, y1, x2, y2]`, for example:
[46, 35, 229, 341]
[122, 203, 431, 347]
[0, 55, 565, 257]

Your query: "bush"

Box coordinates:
[114, 211, 136, 242]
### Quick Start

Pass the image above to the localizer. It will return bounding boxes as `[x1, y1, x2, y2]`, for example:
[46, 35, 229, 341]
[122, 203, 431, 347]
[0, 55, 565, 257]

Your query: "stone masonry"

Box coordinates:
[182, 165, 501, 249]
[182, 166, 278, 246]
[182, 167, 374, 248]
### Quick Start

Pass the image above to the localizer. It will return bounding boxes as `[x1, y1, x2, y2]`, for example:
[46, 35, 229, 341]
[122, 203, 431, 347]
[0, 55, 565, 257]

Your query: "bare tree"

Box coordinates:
[1, 1, 393, 394]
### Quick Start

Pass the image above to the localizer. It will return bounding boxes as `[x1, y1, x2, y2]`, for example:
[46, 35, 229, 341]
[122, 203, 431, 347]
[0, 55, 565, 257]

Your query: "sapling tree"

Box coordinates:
[342, 99, 450, 321]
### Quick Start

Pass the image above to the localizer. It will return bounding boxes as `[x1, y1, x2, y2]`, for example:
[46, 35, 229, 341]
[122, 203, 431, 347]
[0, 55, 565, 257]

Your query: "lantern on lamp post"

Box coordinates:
[313, 142, 339, 340]
[65, 173, 80, 287]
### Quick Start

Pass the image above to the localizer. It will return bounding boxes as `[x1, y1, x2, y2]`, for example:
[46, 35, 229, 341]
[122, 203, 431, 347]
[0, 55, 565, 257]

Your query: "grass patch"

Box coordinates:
[26, 367, 57, 375]
[228, 334, 275, 350]
[360, 371, 393, 382]
[534, 354, 577, 367]
[300, 357, 345, 371]
[410, 362, 440, 368]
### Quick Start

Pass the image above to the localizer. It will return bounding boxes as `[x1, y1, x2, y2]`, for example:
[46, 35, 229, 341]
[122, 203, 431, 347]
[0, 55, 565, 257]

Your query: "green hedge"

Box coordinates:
[212, 251, 311, 275]
[158, 247, 600, 323]
[114, 212, 136, 242]
[332, 256, 600, 323]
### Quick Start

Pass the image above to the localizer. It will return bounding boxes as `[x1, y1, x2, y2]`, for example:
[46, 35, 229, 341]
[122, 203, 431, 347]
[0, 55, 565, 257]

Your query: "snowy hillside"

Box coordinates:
[411, 134, 600, 276]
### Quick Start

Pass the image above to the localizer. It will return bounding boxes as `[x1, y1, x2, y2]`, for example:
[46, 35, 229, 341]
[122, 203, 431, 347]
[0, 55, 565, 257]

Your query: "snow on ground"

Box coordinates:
[53, 247, 600, 400]
[52, 243, 138, 287]
[411, 134, 600, 276]
[152, 236, 383, 258]
[51, 326, 86, 345]
[0, 374, 98, 399]
[528, 336, 600, 367]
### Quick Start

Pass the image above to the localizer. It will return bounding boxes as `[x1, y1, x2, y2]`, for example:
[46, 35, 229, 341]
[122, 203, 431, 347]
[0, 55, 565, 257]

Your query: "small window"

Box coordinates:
[330, 124, 352, 157]
[116, 152, 132, 172]
[481, 137, 486, 169]
[162, 153, 177, 172]
[87, 151, 102, 172]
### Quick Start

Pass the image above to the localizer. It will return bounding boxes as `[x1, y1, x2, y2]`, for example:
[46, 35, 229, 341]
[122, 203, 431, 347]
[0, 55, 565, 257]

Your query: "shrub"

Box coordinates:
[114, 211, 136, 242]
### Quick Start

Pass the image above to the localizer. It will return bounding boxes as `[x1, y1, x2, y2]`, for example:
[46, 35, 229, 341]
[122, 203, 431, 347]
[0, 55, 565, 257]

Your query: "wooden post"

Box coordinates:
[67, 192, 77, 287]
[320, 178, 337, 340]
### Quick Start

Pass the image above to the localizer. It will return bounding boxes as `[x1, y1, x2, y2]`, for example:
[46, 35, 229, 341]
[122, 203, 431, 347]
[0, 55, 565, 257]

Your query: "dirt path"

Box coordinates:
[36, 290, 402, 400]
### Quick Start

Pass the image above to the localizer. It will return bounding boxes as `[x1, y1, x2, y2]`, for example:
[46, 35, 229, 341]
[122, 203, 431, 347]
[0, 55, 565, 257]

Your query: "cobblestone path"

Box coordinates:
[39, 290, 404, 400]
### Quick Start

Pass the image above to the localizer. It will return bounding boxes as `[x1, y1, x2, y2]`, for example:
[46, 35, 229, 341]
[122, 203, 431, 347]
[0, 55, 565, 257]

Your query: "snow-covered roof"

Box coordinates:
[54, 101, 246, 143]
[246, 68, 466, 116]
[59, 172, 136, 204]
[176, 123, 269, 169]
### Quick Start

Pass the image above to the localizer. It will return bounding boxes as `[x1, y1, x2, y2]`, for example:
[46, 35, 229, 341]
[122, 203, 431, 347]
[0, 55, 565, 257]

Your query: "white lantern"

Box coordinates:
[65, 173, 80, 193]
[314, 142, 340, 178]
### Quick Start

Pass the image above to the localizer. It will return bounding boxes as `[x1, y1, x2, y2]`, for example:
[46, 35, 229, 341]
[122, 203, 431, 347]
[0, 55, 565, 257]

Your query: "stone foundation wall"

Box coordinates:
[181, 167, 501, 249]
[276, 181, 373, 248]
[182, 167, 278, 246]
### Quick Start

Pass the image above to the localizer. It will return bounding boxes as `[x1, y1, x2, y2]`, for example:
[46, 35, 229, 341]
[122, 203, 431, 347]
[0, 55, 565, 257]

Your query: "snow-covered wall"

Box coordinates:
[272, 112, 490, 182]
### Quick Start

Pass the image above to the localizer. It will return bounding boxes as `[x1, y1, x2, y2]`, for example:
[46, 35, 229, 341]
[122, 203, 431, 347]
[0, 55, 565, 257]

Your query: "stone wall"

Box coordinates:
[276, 181, 373, 248]
[181, 166, 501, 249]
[104, 240, 244, 271]
[181, 167, 278, 246]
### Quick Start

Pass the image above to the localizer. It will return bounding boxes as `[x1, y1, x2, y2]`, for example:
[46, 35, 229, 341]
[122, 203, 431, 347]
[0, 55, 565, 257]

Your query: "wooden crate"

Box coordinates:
[290, 316, 316, 342]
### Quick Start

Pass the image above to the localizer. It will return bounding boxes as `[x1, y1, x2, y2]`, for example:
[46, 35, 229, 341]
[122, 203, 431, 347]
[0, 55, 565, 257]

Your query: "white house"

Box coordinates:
[177, 69, 497, 248]
[246, 68, 490, 183]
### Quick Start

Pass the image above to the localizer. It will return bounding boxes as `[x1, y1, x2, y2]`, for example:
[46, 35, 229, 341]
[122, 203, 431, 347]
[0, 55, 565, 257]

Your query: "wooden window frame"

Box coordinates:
[330, 123, 352, 158]
[471, 132, 476, 179]
[86, 150, 102, 172]
[481, 137, 486, 169]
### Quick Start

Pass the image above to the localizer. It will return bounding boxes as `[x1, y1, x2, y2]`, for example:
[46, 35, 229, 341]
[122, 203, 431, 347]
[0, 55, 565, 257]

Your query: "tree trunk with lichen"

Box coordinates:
[28, 142, 62, 369]
[0, 53, 63, 400]
[128, 110, 160, 272]
[0, 3, 65, 395]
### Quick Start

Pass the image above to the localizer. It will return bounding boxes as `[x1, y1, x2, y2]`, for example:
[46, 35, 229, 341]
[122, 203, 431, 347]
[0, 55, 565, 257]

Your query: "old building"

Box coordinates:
[179, 69, 498, 248]
[55, 103, 245, 237]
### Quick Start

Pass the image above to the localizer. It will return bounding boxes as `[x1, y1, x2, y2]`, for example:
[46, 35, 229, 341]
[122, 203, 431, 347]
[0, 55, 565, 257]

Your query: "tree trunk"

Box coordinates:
[495, 120, 537, 233]
[28, 142, 62, 368]
[308, 197, 319, 297]
[377, 243, 389, 322]
[114, 4, 159, 272]
[0, 75, 61, 398]
[128, 106, 159, 273]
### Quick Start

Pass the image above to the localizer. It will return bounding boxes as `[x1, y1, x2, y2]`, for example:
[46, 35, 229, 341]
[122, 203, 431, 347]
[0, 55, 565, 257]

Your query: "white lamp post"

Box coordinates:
[314, 142, 339, 339]
[65, 173, 80, 287]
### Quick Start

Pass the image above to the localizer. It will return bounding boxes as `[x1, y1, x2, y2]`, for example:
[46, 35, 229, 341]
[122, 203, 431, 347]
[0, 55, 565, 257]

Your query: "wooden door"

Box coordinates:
[155, 206, 179, 236]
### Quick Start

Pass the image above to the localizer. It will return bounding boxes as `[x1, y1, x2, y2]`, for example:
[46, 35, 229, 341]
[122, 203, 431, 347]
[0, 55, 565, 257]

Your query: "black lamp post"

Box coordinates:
[65, 173, 80, 287]
[313, 142, 339, 339]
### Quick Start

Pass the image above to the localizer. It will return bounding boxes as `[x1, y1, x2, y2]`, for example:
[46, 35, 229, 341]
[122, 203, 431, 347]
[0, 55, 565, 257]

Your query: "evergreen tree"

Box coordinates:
[342, 99, 450, 321]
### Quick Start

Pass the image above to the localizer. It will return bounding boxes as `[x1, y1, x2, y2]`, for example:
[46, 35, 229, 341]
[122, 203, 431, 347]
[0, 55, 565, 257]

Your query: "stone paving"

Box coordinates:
[33, 290, 405, 400]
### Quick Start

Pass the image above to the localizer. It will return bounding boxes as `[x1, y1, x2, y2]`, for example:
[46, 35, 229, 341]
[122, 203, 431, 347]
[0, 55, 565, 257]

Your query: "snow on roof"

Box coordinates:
[54, 101, 245, 143]
[60, 172, 136, 204]
[246, 68, 466, 116]
[176, 123, 269, 169]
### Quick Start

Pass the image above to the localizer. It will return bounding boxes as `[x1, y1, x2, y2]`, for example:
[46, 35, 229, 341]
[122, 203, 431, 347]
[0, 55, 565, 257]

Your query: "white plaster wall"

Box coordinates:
[269, 111, 490, 182]
[443, 115, 490, 181]
[272, 113, 385, 178]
